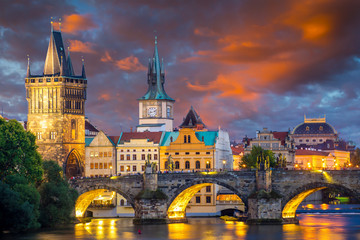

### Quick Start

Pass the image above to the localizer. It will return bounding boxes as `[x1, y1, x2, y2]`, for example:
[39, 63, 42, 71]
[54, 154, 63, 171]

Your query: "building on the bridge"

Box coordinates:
[159, 106, 235, 216]
[294, 149, 350, 170]
[25, 21, 87, 178]
[137, 36, 175, 132]
[244, 128, 296, 169]
[84, 131, 118, 177]
[231, 144, 244, 170]
[116, 131, 163, 174]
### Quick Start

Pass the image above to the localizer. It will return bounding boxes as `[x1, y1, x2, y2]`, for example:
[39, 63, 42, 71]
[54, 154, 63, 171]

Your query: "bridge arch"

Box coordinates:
[282, 182, 360, 219]
[75, 184, 136, 218]
[167, 178, 247, 220]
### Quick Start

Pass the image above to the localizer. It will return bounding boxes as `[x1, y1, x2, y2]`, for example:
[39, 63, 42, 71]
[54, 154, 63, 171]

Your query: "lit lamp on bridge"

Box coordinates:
[307, 162, 312, 170]
[110, 165, 113, 176]
[222, 160, 226, 171]
[322, 158, 326, 170]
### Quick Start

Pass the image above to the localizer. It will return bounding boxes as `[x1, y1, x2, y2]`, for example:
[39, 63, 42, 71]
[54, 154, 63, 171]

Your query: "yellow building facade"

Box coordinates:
[295, 149, 350, 170]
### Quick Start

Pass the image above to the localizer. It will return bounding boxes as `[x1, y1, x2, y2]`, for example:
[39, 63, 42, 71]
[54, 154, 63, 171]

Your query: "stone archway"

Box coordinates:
[65, 149, 82, 178]
[282, 182, 360, 219]
[166, 179, 246, 221]
[75, 186, 136, 218]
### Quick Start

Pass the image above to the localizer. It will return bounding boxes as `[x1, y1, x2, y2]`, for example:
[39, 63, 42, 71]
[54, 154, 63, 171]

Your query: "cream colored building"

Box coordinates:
[85, 131, 118, 177]
[295, 149, 350, 170]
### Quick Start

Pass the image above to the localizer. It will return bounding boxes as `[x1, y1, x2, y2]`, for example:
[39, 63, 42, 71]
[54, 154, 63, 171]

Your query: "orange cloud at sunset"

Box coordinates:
[115, 56, 146, 72]
[69, 40, 96, 53]
[61, 14, 97, 34]
[101, 51, 113, 62]
[98, 93, 111, 101]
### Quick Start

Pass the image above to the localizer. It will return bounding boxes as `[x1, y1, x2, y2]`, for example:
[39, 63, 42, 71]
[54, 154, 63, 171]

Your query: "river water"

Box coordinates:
[4, 205, 360, 240]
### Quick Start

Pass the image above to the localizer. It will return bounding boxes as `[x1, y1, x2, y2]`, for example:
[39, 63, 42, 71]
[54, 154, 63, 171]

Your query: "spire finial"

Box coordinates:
[59, 17, 62, 31]
[81, 56, 86, 79]
[50, 17, 54, 32]
[26, 54, 31, 78]
[155, 35, 157, 45]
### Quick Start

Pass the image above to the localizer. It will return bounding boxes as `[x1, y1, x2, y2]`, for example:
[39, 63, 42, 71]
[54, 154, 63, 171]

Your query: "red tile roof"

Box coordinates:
[108, 136, 120, 145]
[119, 132, 163, 144]
[296, 149, 329, 156]
[231, 146, 244, 155]
[272, 132, 289, 146]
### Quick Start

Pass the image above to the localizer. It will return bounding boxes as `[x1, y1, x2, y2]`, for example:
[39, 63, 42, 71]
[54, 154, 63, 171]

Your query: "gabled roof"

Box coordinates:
[179, 106, 206, 129]
[231, 146, 244, 155]
[108, 136, 120, 146]
[139, 36, 174, 101]
[118, 131, 163, 144]
[85, 119, 99, 133]
[85, 137, 95, 147]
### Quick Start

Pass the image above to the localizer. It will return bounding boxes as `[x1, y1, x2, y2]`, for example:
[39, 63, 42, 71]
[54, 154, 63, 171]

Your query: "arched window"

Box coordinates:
[188, 135, 191, 143]
[184, 135, 187, 143]
[206, 161, 211, 169]
[175, 161, 180, 169]
[306, 126, 310, 131]
[71, 119, 76, 139]
[196, 161, 200, 169]
[120, 199, 125, 206]
[185, 161, 190, 169]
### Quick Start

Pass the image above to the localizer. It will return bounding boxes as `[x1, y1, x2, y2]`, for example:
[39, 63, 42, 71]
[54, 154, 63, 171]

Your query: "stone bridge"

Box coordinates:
[70, 169, 360, 224]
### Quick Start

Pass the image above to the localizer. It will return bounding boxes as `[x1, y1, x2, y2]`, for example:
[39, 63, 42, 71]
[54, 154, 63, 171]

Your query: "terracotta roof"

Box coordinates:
[108, 136, 120, 146]
[119, 131, 163, 144]
[231, 146, 244, 155]
[295, 149, 329, 156]
[272, 132, 289, 146]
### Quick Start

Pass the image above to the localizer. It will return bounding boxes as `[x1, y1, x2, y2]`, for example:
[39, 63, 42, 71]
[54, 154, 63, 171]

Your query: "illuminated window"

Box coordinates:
[120, 155, 124, 160]
[142, 154, 145, 160]
[99, 163, 103, 169]
[108, 152, 112, 157]
[104, 152, 107, 157]
[120, 166, 124, 171]
[306, 126, 310, 131]
[104, 163, 107, 169]
[185, 161, 190, 169]
[196, 196, 201, 203]
[206, 196, 211, 204]
[126, 165, 130, 172]
[109, 163, 112, 169]
[90, 163, 94, 169]
[37, 132, 42, 140]
[206, 186, 211, 192]
[90, 151, 94, 157]
[206, 161, 211, 169]
[50, 132, 56, 140]
[175, 161, 180, 169]
[95, 152, 98, 157]
[95, 163, 98, 169]
[133, 154, 137, 160]
[196, 161, 200, 169]
[99, 152, 103, 157]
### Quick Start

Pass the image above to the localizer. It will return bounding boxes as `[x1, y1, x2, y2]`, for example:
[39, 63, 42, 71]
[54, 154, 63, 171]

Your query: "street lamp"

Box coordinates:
[110, 165, 113, 176]
[222, 160, 226, 171]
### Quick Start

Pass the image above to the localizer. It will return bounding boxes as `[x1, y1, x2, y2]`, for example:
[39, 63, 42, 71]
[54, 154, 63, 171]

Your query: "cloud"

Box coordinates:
[115, 56, 146, 72]
[61, 14, 97, 34]
[69, 40, 96, 53]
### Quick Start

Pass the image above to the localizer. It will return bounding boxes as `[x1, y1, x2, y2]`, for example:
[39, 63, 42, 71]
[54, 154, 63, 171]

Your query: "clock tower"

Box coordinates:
[137, 36, 175, 132]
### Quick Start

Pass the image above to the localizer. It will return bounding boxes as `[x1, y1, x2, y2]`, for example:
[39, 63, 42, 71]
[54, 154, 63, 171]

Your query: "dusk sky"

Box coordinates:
[1, 0, 360, 145]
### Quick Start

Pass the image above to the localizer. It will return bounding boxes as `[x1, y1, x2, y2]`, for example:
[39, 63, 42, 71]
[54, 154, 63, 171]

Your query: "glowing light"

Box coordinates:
[295, 164, 299, 168]
[282, 187, 326, 219]
[167, 183, 212, 220]
[75, 189, 107, 217]
[320, 204, 329, 210]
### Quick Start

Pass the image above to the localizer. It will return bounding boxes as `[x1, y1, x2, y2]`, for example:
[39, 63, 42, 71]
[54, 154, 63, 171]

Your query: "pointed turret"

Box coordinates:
[67, 47, 75, 76]
[26, 55, 31, 78]
[43, 21, 66, 76]
[139, 36, 174, 101]
[179, 106, 206, 129]
[81, 58, 86, 79]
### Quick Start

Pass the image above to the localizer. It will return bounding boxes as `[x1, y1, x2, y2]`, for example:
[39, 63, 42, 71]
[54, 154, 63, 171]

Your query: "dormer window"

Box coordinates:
[306, 126, 310, 131]
[319, 126, 323, 131]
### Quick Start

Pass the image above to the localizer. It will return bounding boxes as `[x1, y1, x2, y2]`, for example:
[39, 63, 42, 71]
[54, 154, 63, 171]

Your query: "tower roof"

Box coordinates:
[139, 36, 174, 101]
[179, 106, 206, 129]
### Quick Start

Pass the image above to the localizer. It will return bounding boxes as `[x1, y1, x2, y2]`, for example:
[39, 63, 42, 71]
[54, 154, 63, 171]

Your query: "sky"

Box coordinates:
[0, 0, 360, 145]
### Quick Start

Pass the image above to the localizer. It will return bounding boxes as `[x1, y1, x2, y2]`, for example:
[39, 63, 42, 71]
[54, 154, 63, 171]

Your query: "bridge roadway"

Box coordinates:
[70, 170, 360, 224]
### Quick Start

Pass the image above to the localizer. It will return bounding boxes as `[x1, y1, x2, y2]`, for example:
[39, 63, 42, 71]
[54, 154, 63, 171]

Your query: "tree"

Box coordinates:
[0, 119, 42, 232]
[38, 161, 78, 227]
[0, 118, 43, 183]
[350, 148, 360, 167]
[240, 146, 276, 169]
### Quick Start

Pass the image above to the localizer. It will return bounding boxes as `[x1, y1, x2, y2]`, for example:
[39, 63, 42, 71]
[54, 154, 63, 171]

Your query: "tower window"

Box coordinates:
[184, 135, 187, 143]
[71, 119, 76, 139]
[50, 132, 56, 140]
[46, 78, 51, 82]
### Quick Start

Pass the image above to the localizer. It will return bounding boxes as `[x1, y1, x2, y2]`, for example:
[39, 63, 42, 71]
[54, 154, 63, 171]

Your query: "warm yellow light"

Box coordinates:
[295, 164, 299, 168]
[349, 163, 352, 167]
[242, 164, 246, 168]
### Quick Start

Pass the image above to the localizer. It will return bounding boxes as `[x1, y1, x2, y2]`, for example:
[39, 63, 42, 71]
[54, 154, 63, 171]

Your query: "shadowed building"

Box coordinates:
[25, 22, 87, 177]
[137, 36, 175, 132]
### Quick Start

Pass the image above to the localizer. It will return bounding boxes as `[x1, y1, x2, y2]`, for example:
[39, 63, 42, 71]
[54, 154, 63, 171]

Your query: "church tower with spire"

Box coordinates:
[25, 21, 87, 178]
[137, 36, 175, 132]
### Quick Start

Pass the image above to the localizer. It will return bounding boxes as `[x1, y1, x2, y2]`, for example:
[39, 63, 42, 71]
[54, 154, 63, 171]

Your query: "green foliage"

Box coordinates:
[0, 118, 43, 184]
[38, 160, 78, 227]
[240, 146, 276, 169]
[350, 148, 360, 166]
[135, 189, 168, 200]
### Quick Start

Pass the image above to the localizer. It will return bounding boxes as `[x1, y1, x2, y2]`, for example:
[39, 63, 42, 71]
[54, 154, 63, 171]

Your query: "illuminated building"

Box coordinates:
[25, 22, 87, 177]
[160, 106, 233, 216]
[116, 131, 163, 174]
[245, 128, 296, 169]
[295, 149, 350, 170]
[137, 36, 175, 132]
[231, 145, 244, 170]
[85, 131, 118, 177]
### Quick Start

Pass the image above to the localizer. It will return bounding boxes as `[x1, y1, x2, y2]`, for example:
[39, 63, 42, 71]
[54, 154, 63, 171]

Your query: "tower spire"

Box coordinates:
[81, 57, 86, 79]
[26, 54, 31, 78]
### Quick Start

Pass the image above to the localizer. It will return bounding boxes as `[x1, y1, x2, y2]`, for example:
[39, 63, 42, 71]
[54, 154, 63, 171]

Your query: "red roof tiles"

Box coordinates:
[119, 132, 163, 144]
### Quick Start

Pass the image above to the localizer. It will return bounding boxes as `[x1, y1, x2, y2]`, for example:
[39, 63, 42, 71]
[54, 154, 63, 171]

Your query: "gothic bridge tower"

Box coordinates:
[25, 22, 87, 178]
[137, 36, 175, 132]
